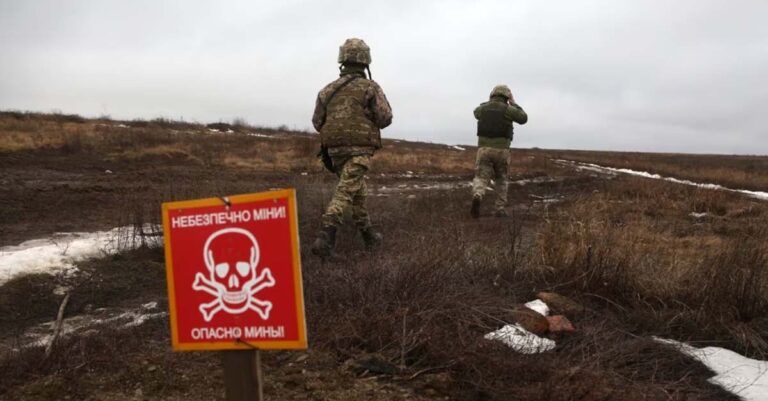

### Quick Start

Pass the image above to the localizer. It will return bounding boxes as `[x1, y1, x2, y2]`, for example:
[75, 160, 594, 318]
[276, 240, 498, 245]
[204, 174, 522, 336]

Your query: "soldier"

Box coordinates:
[310, 38, 393, 257]
[471, 85, 528, 218]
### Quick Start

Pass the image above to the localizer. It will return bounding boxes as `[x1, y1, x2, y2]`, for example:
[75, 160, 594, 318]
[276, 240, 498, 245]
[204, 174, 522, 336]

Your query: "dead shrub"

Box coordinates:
[533, 176, 768, 357]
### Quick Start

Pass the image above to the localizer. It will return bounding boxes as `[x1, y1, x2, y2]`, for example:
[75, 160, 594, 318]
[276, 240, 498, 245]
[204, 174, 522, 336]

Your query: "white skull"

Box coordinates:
[202, 227, 260, 313]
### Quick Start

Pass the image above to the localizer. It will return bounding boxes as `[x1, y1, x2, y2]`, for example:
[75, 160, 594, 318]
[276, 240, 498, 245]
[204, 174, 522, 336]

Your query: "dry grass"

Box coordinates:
[553, 149, 768, 192]
[1, 110, 763, 400]
[0, 111, 569, 176]
[532, 176, 768, 357]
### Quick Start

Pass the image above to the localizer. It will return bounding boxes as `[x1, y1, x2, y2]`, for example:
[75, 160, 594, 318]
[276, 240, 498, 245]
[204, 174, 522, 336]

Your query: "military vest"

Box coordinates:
[319, 76, 382, 149]
[476, 101, 514, 139]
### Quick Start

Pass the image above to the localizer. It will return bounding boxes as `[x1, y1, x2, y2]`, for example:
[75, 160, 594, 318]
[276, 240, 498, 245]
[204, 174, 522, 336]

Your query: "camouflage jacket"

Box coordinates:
[474, 97, 527, 149]
[312, 68, 392, 150]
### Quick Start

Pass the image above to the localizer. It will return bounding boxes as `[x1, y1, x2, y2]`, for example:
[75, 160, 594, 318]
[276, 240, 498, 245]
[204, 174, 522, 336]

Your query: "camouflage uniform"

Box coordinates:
[322, 154, 372, 228]
[472, 147, 511, 211]
[471, 85, 527, 217]
[311, 38, 392, 256]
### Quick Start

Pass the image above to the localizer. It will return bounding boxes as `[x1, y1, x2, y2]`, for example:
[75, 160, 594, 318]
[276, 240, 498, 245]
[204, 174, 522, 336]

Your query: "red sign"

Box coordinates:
[162, 189, 307, 351]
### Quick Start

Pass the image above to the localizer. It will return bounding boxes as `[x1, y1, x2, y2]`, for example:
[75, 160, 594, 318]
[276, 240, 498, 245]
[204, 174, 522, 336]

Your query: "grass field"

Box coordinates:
[1, 111, 765, 401]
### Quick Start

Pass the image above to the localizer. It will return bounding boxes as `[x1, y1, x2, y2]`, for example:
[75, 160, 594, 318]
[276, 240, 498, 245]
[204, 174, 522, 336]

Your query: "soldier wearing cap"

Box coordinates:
[470, 85, 528, 218]
[311, 38, 393, 257]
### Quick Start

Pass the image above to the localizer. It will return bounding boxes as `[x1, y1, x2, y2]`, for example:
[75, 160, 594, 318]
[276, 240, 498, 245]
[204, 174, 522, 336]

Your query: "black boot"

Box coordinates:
[470, 197, 481, 219]
[360, 227, 383, 250]
[311, 226, 337, 257]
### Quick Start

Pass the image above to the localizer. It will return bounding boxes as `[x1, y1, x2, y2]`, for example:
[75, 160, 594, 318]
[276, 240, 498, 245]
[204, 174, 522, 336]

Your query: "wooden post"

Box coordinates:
[255, 350, 264, 401]
[222, 350, 263, 401]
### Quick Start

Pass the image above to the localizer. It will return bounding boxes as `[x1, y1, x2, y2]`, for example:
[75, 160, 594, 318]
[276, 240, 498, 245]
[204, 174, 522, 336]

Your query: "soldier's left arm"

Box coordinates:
[368, 82, 393, 129]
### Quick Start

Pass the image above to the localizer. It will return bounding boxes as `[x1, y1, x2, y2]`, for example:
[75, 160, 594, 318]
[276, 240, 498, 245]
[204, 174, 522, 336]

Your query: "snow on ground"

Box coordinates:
[486, 297, 767, 397]
[451, 145, 466, 151]
[557, 160, 768, 201]
[512, 176, 561, 186]
[657, 338, 768, 401]
[5, 301, 167, 351]
[524, 299, 549, 316]
[484, 324, 557, 354]
[0, 226, 161, 286]
[485, 299, 556, 354]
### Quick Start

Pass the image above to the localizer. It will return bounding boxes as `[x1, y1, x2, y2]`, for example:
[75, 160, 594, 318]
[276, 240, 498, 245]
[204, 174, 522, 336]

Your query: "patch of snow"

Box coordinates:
[451, 145, 466, 151]
[657, 338, 768, 401]
[513, 176, 560, 186]
[13, 305, 167, 350]
[530, 194, 563, 205]
[116, 124, 129, 128]
[142, 301, 158, 310]
[226, 129, 234, 133]
[301, 172, 308, 176]
[0, 226, 162, 286]
[208, 128, 220, 133]
[248, 132, 270, 138]
[485, 324, 556, 354]
[375, 181, 471, 194]
[690, 212, 709, 218]
[557, 160, 768, 202]
[53, 285, 70, 296]
[525, 300, 550, 316]
[104, 169, 113, 174]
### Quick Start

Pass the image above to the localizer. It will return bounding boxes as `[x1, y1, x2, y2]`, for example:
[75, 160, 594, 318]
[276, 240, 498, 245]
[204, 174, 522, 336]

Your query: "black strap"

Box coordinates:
[322, 75, 360, 109]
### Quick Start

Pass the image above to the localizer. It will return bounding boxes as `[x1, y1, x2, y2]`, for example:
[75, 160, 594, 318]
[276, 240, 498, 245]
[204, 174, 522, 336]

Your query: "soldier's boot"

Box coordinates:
[360, 227, 383, 250]
[470, 196, 481, 219]
[311, 226, 337, 258]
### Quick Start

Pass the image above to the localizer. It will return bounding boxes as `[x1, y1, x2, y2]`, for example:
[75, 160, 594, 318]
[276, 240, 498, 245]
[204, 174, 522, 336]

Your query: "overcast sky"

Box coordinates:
[1, 0, 767, 154]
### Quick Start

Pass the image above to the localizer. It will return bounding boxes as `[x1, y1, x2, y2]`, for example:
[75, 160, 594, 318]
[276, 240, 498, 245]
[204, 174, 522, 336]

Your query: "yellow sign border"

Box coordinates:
[161, 189, 307, 351]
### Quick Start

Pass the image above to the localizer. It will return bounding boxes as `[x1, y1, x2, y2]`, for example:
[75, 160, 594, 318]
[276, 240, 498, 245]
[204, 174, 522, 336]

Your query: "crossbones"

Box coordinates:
[193, 267, 275, 322]
[191, 227, 277, 322]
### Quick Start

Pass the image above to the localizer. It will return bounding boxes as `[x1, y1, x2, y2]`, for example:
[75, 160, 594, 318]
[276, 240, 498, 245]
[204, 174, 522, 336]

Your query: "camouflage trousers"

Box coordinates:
[471, 147, 509, 211]
[321, 154, 371, 228]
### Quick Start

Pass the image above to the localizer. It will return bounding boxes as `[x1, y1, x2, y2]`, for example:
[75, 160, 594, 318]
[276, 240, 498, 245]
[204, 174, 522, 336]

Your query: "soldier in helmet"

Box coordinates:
[310, 38, 393, 257]
[470, 85, 528, 218]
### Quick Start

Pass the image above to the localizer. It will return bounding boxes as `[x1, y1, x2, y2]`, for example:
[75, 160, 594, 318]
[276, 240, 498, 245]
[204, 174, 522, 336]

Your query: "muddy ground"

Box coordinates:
[0, 141, 742, 400]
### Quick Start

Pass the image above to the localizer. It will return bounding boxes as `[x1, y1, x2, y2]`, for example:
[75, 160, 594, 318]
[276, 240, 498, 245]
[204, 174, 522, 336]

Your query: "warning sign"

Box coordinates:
[161, 189, 307, 351]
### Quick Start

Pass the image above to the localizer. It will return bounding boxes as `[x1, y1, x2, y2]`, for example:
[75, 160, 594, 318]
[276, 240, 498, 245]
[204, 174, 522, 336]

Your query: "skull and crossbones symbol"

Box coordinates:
[192, 228, 276, 322]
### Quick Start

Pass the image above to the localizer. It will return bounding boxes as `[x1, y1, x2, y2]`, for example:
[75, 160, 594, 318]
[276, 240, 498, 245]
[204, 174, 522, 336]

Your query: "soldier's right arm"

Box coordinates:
[312, 94, 326, 131]
[505, 103, 528, 125]
[368, 82, 392, 129]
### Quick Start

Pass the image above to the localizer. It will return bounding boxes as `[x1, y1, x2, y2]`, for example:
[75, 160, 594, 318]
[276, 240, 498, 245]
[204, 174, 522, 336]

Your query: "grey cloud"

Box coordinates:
[1, 0, 766, 154]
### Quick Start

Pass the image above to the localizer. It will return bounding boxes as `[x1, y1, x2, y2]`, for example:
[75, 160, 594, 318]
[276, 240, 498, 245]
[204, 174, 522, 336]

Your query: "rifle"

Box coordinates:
[317, 145, 334, 173]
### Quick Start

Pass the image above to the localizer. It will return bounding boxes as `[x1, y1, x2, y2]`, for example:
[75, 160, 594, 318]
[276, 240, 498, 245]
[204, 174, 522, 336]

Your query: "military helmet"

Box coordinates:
[490, 84, 512, 100]
[338, 38, 371, 65]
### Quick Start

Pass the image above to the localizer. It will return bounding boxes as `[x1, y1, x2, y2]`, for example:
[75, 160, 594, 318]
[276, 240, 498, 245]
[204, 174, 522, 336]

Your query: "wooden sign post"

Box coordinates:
[162, 189, 307, 400]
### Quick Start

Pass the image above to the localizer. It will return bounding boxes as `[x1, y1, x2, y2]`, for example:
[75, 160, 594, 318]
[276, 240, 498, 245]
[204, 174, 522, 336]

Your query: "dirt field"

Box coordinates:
[1, 112, 766, 400]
